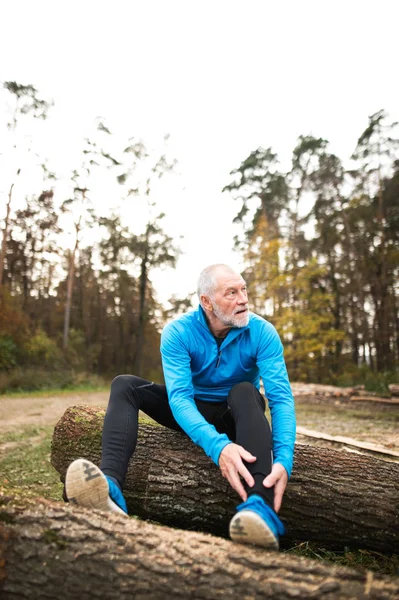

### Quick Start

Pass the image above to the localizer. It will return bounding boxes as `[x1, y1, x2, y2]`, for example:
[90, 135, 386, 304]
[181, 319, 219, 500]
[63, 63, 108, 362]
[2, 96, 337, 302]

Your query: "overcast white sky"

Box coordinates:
[1, 0, 398, 305]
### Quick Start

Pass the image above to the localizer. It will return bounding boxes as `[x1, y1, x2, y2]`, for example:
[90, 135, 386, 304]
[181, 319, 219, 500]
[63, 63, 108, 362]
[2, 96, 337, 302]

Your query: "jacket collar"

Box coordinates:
[196, 305, 250, 347]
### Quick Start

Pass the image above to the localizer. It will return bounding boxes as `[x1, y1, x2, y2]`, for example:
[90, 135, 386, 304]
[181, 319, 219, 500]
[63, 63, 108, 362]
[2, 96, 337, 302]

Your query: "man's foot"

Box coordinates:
[229, 494, 285, 550]
[65, 459, 128, 516]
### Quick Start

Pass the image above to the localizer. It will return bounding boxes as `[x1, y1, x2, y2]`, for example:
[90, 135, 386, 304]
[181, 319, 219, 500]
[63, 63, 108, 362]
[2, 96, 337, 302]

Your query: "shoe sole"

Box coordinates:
[65, 459, 127, 516]
[229, 509, 279, 550]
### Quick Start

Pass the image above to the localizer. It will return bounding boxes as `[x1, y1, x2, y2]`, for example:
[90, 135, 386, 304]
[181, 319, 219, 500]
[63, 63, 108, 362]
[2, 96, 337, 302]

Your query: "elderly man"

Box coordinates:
[66, 264, 296, 550]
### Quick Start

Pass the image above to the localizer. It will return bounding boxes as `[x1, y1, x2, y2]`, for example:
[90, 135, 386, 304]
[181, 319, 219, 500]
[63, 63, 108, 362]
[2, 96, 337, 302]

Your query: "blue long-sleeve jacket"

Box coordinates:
[160, 306, 296, 477]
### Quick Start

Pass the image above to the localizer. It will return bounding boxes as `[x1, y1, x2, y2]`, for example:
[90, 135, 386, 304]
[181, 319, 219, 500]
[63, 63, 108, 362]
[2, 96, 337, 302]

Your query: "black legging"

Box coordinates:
[100, 375, 274, 506]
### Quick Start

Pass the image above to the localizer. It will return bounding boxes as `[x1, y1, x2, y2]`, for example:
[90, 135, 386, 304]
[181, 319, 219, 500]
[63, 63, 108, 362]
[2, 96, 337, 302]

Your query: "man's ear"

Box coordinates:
[201, 294, 213, 311]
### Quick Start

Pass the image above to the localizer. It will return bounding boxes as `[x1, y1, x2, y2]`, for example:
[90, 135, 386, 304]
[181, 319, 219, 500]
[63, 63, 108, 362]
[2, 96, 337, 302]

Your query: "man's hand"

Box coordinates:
[263, 463, 288, 513]
[219, 443, 256, 501]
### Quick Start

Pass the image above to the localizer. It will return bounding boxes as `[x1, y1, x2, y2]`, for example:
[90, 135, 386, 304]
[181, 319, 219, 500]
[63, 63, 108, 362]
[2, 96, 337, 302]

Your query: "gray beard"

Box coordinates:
[211, 301, 249, 328]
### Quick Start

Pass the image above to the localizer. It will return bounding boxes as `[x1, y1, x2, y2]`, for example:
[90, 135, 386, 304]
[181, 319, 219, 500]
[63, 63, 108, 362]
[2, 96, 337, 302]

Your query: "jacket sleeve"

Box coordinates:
[256, 321, 296, 478]
[160, 322, 231, 465]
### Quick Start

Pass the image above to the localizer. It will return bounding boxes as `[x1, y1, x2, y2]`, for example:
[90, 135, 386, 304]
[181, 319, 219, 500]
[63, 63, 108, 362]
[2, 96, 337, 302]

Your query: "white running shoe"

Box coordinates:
[65, 459, 128, 516]
[229, 509, 279, 550]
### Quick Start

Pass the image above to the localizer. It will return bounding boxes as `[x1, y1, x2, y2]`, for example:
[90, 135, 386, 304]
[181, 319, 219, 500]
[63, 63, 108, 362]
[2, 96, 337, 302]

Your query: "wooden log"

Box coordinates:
[1, 495, 398, 600]
[388, 384, 399, 397]
[296, 426, 399, 462]
[349, 396, 399, 406]
[51, 405, 399, 553]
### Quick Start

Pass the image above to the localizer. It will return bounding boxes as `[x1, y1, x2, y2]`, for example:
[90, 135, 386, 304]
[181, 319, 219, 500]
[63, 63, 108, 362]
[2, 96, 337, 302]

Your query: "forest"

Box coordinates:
[0, 80, 398, 393]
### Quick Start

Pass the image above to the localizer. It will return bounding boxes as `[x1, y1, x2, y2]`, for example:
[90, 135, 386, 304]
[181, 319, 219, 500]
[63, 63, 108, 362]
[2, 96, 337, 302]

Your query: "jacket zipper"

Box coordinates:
[216, 349, 222, 368]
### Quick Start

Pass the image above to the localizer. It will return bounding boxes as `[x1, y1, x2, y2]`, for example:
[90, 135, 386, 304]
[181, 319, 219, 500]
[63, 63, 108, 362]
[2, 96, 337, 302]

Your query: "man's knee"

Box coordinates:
[110, 374, 140, 395]
[227, 381, 266, 411]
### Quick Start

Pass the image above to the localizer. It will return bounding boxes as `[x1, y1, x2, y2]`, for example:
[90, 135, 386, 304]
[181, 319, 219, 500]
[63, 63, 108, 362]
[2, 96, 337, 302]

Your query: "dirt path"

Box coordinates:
[0, 391, 109, 433]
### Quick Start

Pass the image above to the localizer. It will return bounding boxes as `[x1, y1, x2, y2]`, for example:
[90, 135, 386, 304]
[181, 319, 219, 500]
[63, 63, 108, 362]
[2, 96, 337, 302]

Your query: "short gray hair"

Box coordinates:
[197, 264, 235, 301]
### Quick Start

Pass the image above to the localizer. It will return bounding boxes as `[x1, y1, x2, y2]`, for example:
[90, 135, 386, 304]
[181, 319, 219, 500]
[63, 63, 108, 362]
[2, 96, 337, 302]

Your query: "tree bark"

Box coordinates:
[1, 496, 398, 600]
[0, 183, 14, 287]
[132, 239, 148, 376]
[63, 217, 81, 349]
[51, 406, 399, 553]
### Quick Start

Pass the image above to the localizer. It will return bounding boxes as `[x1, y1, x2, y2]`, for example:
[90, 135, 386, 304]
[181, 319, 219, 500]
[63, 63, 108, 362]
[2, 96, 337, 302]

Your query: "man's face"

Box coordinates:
[210, 270, 249, 328]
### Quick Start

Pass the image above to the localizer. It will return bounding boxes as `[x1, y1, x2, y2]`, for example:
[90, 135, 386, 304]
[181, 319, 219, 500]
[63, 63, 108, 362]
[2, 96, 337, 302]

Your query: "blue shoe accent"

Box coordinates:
[236, 494, 285, 538]
[106, 476, 128, 514]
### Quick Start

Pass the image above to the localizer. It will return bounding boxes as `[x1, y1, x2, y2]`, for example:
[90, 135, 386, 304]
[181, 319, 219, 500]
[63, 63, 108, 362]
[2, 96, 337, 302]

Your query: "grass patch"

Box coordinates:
[0, 384, 108, 400]
[0, 426, 45, 443]
[0, 425, 64, 502]
[286, 541, 399, 577]
[295, 404, 399, 423]
[294, 403, 398, 445]
[0, 368, 109, 396]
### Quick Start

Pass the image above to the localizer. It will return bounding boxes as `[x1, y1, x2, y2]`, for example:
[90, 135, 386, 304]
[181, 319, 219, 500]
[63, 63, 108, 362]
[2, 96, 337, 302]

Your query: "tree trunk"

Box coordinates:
[1, 496, 398, 600]
[132, 232, 149, 376]
[327, 252, 342, 372]
[51, 406, 399, 553]
[0, 183, 14, 287]
[63, 219, 80, 349]
[392, 289, 399, 365]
